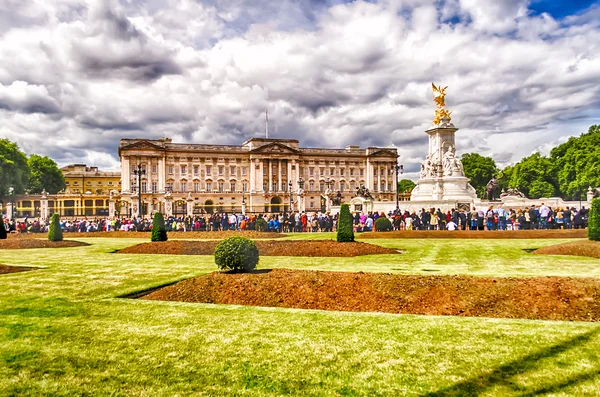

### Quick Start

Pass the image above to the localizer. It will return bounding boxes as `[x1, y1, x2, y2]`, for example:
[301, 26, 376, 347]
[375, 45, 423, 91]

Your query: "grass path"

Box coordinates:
[1, 237, 600, 396]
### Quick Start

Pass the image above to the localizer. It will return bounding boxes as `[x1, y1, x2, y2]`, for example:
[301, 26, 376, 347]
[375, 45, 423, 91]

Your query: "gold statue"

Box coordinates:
[432, 83, 452, 125]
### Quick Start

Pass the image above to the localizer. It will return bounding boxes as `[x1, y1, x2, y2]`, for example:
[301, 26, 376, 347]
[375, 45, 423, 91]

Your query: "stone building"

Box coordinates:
[118, 137, 399, 217]
[4, 164, 120, 219]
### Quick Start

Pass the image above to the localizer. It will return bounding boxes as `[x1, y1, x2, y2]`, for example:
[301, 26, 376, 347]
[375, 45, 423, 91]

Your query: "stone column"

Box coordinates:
[108, 196, 116, 218]
[131, 194, 139, 218]
[40, 190, 49, 220]
[268, 159, 272, 192]
[158, 156, 165, 192]
[6, 202, 14, 220]
[290, 160, 295, 191]
[250, 159, 256, 193]
[278, 160, 282, 192]
[186, 196, 194, 216]
[259, 160, 264, 192]
[164, 195, 173, 217]
[122, 156, 130, 193]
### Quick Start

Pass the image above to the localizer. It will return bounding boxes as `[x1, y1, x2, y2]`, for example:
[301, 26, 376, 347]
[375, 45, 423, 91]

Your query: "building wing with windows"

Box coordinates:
[119, 137, 399, 216]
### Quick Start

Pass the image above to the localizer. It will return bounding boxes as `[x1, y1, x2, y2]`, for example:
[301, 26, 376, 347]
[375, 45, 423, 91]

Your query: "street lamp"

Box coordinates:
[8, 185, 14, 221]
[390, 163, 404, 212]
[133, 164, 145, 218]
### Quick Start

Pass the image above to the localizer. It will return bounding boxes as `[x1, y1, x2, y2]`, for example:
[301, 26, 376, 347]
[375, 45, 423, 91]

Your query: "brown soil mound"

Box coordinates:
[0, 239, 89, 249]
[0, 264, 39, 274]
[118, 240, 400, 257]
[142, 269, 600, 322]
[358, 229, 587, 239]
[534, 240, 600, 259]
[6, 231, 285, 239]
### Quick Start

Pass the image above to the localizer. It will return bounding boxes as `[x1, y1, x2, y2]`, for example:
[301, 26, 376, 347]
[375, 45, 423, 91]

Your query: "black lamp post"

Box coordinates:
[8, 185, 15, 221]
[133, 164, 145, 218]
[390, 163, 404, 212]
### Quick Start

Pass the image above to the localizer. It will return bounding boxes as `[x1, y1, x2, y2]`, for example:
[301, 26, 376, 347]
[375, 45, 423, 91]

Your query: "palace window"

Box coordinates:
[320, 183, 325, 192]
[320, 168, 324, 176]
[141, 182, 147, 193]
[152, 182, 157, 193]
[218, 182, 224, 192]
[166, 183, 173, 192]
[349, 168, 353, 176]
[309, 182, 315, 191]
[242, 182, 248, 192]
[340, 182, 345, 191]
[108, 182, 113, 186]
[340, 169, 345, 176]
[194, 182, 200, 193]
[230, 166, 236, 176]
[181, 183, 187, 193]
[206, 182, 212, 192]
[230, 182, 236, 193]
[263, 182, 268, 191]
[388, 182, 393, 192]
[381, 168, 385, 176]
[181, 165, 187, 175]
[374, 168, 377, 176]
[272, 182, 277, 191]
[206, 165, 212, 176]
[309, 168, 314, 176]
[380, 182, 385, 192]
[152, 165, 157, 174]
[168, 166, 174, 174]
[193, 165, 199, 175]
[360, 169, 364, 176]
[218, 167, 224, 176]
[330, 168, 334, 176]
[242, 167, 247, 176]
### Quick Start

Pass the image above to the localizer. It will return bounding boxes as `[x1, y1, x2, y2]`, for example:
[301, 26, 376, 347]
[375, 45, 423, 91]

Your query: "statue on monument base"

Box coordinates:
[486, 177, 499, 201]
[442, 146, 464, 177]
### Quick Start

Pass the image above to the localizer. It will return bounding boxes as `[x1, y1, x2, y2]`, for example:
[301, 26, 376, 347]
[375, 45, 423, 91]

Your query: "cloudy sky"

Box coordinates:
[1, 0, 599, 179]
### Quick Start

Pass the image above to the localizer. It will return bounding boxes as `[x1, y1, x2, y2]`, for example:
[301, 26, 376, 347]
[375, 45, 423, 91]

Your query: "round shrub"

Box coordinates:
[374, 217, 393, 232]
[336, 203, 354, 242]
[589, 198, 600, 241]
[151, 212, 168, 242]
[255, 218, 268, 232]
[214, 236, 259, 272]
[48, 213, 63, 242]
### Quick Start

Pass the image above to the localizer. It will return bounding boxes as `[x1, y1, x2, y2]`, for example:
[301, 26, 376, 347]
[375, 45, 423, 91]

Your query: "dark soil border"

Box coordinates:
[117, 240, 401, 257]
[0, 264, 41, 275]
[358, 229, 587, 239]
[0, 240, 90, 249]
[139, 269, 600, 322]
[533, 240, 600, 259]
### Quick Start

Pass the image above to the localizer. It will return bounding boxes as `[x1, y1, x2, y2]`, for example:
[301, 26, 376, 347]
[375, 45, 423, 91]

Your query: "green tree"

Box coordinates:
[0, 139, 29, 196]
[336, 203, 354, 242]
[151, 212, 168, 242]
[48, 213, 63, 242]
[397, 179, 416, 193]
[27, 154, 66, 194]
[551, 125, 600, 199]
[589, 198, 600, 241]
[0, 218, 7, 239]
[461, 153, 499, 198]
[508, 152, 558, 198]
[497, 165, 514, 192]
[214, 236, 259, 272]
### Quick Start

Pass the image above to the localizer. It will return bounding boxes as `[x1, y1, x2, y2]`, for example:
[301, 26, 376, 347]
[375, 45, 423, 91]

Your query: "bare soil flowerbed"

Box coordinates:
[0, 239, 89, 249]
[358, 229, 587, 239]
[0, 264, 40, 275]
[141, 269, 600, 322]
[118, 240, 400, 257]
[534, 240, 600, 259]
[6, 231, 285, 239]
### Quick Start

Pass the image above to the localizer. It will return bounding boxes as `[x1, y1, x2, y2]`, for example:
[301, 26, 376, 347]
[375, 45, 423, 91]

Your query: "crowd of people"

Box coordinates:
[1, 203, 589, 234]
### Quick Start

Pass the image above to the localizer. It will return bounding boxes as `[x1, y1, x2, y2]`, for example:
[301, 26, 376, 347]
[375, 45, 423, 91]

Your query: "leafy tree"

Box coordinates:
[497, 165, 514, 192]
[374, 217, 393, 232]
[48, 213, 63, 242]
[589, 198, 600, 241]
[397, 179, 416, 193]
[508, 152, 558, 198]
[336, 203, 354, 242]
[461, 153, 498, 198]
[27, 154, 66, 194]
[151, 212, 168, 242]
[550, 125, 600, 199]
[0, 139, 29, 196]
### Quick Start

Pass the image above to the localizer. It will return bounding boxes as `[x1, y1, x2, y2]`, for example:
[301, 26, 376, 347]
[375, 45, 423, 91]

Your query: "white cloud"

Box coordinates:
[0, 0, 599, 178]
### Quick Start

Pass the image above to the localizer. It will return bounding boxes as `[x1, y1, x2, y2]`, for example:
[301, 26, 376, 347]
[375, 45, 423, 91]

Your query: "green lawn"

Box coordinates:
[1, 237, 600, 396]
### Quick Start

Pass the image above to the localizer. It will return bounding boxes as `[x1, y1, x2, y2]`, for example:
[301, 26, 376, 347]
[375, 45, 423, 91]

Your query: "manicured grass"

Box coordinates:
[1, 237, 600, 396]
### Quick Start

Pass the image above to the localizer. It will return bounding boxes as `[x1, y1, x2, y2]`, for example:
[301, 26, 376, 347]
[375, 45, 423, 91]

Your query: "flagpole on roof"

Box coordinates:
[265, 108, 269, 139]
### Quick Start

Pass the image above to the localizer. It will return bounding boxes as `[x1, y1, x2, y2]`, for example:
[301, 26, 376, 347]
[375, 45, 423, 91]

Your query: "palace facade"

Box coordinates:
[118, 137, 399, 216]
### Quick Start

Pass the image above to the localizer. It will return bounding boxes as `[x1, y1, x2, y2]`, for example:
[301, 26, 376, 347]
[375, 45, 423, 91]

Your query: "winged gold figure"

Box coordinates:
[432, 83, 451, 125]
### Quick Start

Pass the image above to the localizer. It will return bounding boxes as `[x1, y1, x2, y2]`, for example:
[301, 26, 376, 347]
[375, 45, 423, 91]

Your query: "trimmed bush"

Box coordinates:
[374, 217, 393, 232]
[48, 213, 63, 242]
[589, 198, 600, 241]
[214, 236, 259, 272]
[255, 218, 268, 232]
[0, 219, 7, 239]
[336, 203, 355, 242]
[151, 212, 168, 242]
